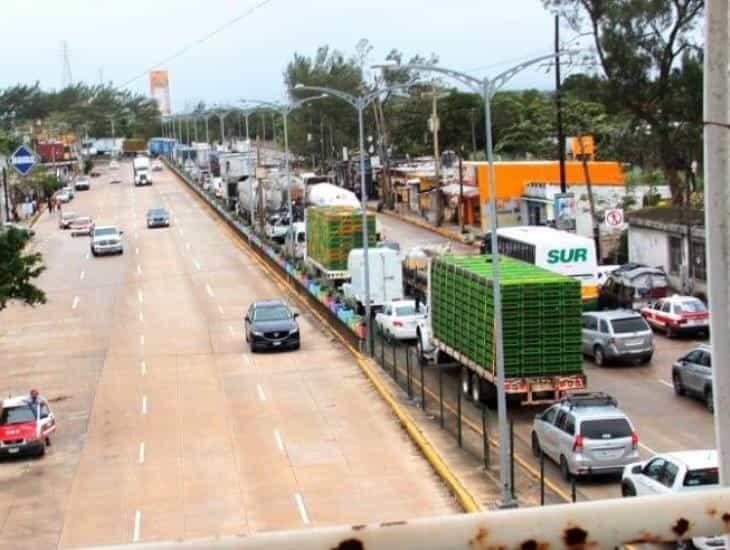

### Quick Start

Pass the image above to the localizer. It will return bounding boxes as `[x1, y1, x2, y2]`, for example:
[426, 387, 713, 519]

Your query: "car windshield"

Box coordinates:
[580, 418, 633, 439]
[297, 232, 305, 243]
[611, 317, 649, 333]
[149, 209, 167, 216]
[683, 467, 719, 487]
[253, 306, 290, 322]
[94, 228, 118, 237]
[395, 304, 417, 316]
[74, 217, 91, 224]
[675, 299, 706, 313]
[0, 405, 36, 425]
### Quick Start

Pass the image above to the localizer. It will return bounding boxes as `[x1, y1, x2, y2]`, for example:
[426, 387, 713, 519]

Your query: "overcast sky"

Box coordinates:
[1, 0, 575, 111]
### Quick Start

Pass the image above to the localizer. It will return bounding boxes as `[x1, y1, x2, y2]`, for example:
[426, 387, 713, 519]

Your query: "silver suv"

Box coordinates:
[531, 392, 639, 479]
[582, 310, 653, 366]
[672, 344, 714, 413]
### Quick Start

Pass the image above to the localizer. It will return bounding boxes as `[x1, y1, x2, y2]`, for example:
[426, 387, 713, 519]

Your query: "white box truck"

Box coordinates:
[133, 156, 151, 186]
[342, 247, 403, 310]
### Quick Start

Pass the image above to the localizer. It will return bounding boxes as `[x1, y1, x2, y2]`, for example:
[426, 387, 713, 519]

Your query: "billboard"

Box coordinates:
[149, 70, 171, 115]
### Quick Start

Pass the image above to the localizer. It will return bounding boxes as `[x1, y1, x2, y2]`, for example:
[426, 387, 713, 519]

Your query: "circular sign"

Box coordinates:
[605, 209, 624, 227]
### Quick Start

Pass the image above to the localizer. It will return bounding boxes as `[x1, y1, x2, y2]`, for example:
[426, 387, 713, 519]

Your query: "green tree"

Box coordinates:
[0, 228, 46, 311]
[543, 0, 704, 201]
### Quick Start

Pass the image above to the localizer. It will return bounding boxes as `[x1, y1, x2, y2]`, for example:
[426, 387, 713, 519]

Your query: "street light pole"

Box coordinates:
[374, 52, 576, 507]
[293, 83, 417, 355]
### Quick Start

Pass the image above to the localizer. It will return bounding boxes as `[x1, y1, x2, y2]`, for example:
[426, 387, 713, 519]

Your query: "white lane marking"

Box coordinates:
[133, 510, 141, 542]
[658, 379, 674, 389]
[79, 271, 85, 280]
[140, 334, 145, 346]
[85, 252, 90, 260]
[640, 442, 658, 455]
[139, 312, 144, 322]
[138, 290, 144, 304]
[71, 296, 79, 310]
[138, 442, 145, 464]
[256, 384, 267, 402]
[135, 247, 139, 255]
[141, 395, 148, 415]
[193, 260, 201, 271]
[218, 305, 224, 315]
[141, 361, 147, 376]
[185, 242, 191, 250]
[243, 354, 251, 366]
[134, 232, 139, 240]
[205, 283, 214, 297]
[179, 227, 184, 236]
[228, 325, 235, 337]
[137, 264, 142, 276]
[294, 493, 310, 525]
[274, 429, 285, 453]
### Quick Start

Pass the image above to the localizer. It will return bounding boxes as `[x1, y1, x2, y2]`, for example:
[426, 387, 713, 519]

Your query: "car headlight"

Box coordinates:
[252, 331, 264, 337]
[289, 328, 299, 335]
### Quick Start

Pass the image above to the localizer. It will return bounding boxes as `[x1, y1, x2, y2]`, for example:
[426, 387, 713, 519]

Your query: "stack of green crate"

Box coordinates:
[306, 207, 377, 271]
[431, 255, 583, 378]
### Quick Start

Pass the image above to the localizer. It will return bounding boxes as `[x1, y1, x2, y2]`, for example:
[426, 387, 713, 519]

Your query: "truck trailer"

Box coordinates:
[416, 254, 586, 407]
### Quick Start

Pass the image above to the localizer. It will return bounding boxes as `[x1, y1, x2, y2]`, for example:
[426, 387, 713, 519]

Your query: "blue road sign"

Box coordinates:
[10, 145, 39, 176]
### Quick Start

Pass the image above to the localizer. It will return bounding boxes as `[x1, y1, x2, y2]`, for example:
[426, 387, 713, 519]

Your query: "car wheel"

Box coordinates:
[560, 455, 572, 481]
[705, 389, 714, 413]
[461, 369, 472, 400]
[620, 480, 636, 497]
[666, 325, 675, 339]
[416, 334, 427, 365]
[36, 442, 46, 458]
[673, 374, 685, 396]
[531, 432, 541, 458]
[594, 346, 605, 367]
[640, 354, 652, 365]
[91, 249, 97, 257]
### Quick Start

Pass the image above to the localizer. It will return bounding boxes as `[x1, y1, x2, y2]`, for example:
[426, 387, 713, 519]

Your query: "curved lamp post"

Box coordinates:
[292, 82, 418, 355]
[240, 95, 329, 250]
[373, 51, 578, 508]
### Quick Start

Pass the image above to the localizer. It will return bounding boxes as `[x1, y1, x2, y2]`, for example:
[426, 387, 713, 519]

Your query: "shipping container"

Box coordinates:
[36, 142, 65, 164]
[148, 138, 176, 159]
[122, 138, 147, 156]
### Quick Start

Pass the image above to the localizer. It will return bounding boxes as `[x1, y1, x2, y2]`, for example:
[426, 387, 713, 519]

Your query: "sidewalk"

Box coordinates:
[368, 201, 481, 248]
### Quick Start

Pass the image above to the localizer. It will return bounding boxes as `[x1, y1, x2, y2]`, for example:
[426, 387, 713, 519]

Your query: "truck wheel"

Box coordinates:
[470, 373, 482, 403]
[594, 346, 605, 367]
[673, 374, 685, 396]
[484, 382, 498, 410]
[461, 369, 472, 400]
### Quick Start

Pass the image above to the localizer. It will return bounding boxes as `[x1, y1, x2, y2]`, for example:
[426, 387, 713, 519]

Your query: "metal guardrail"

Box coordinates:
[91, 489, 730, 549]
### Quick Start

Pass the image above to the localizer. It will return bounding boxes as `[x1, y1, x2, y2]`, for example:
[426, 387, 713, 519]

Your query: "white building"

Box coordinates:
[627, 207, 707, 296]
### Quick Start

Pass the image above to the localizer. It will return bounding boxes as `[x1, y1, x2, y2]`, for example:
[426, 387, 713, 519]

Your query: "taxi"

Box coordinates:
[0, 392, 56, 458]
[641, 295, 710, 338]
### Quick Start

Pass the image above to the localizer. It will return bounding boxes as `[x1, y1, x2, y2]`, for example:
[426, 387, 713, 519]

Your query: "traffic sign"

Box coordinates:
[605, 208, 625, 227]
[9, 145, 39, 176]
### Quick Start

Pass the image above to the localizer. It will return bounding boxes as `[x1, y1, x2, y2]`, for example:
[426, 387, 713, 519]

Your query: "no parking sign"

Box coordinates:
[605, 208, 625, 227]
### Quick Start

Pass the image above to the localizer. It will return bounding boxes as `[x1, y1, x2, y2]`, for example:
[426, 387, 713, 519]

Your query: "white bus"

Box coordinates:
[481, 226, 599, 308]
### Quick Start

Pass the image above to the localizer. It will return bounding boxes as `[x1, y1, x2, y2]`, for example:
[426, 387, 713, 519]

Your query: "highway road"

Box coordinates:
[0, 162, 457, 548]
[373, 210, 716, 504]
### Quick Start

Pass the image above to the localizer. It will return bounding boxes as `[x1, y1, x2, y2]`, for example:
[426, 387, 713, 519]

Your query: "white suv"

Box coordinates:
[621, 451, 723, 549]
[90, 226, 123, 256]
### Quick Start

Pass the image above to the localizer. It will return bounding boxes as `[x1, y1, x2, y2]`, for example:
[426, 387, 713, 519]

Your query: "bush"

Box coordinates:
[83, 159, 94, 175]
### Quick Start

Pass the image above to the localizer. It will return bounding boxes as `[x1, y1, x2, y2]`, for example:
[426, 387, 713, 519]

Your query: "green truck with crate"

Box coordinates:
[415, 254, 586, 406]
[304, 206, 376, 281]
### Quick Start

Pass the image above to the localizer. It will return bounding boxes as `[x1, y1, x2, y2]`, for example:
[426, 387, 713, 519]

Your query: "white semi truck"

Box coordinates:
[133, 156, 152, 186]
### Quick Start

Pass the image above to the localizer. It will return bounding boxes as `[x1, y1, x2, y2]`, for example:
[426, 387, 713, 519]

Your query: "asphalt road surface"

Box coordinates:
[0, 162, 458, 548]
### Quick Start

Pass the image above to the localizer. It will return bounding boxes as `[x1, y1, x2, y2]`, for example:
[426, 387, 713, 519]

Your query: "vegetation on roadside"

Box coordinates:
[0, 227, 46, 311]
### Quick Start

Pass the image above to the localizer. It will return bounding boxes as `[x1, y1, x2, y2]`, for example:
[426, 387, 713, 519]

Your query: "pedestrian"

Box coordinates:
[47, 197, 54, 213]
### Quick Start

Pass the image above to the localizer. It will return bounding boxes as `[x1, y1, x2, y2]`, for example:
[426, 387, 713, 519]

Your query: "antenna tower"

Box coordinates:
[61, 41, 73, 88]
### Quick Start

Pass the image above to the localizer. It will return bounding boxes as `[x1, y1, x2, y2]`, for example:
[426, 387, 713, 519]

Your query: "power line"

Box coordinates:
[119, 0, 276, 89]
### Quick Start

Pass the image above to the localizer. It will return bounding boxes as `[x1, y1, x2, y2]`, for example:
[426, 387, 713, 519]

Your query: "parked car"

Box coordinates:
[641, 295, 710, 338]
[375, 299, 427, 341]
[151, 159, 163, 171]
[73, 176, 90, 191]
[0, 393, 56, 458]
[110, 175, 123, 184]
[90, 225, 123, 256]
[244, 300, 300, 352]
[146, 207, 170, 228]
[673, 344, 715, 412]
[58, 211, 77, 229]
[90, 169, 101, 177]
[598, 263, 668, 311]
[69, 216, 94, 237]
[531, 392, 639, 480]
[581, 310, 653, 365]
[621, 450, 723, 550]
[109, 160, 120, 170]
[62, 185, 75, 199]
[55, 190, 72, 204]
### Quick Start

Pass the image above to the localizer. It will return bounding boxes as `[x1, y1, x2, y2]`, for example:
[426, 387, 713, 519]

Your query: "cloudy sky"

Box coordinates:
[1, 0, 578, 111]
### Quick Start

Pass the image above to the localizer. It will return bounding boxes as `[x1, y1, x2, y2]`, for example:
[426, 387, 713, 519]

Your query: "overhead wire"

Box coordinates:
[118, 0, 275, 88]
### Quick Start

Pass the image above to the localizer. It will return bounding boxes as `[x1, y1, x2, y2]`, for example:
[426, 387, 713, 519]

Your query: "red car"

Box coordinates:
[0, 394, 56, 458]
[641, 295, 710, 338]
[69, 216, 95, 237]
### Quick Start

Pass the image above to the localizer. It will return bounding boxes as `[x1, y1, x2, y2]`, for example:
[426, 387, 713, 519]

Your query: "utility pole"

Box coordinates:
[425, 82, 446, 225]
[555, 14, 567, 193]
[470, 107, 478, 156]
[2, 167, 10, 224]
